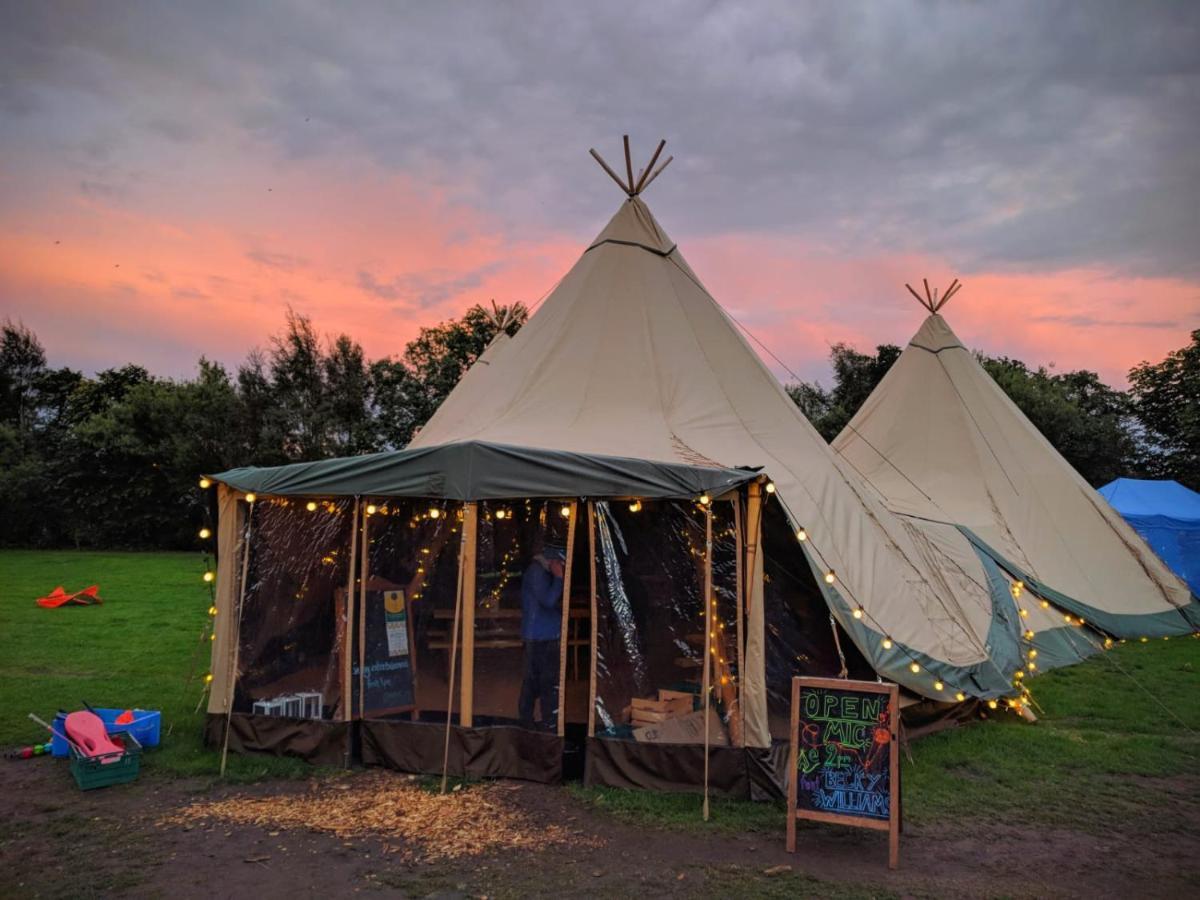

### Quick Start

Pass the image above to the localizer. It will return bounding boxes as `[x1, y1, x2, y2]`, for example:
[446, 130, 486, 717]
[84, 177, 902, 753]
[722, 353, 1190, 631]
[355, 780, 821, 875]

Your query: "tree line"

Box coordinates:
[1, 309, 1195, 549]
[0, 306, 525, 548]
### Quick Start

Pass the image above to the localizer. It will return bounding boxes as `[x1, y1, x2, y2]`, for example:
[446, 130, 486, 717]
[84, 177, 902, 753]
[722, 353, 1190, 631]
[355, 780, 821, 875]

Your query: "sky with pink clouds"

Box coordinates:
[2, 1, 1197, 389]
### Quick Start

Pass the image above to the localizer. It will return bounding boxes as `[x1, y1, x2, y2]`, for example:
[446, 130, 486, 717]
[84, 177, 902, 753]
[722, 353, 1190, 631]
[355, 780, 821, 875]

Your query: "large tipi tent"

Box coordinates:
[202, 142, 1093, 794]
[833, 283, 1200, 641]
[1099, 478, 1200, 597]
[409, 143, 1086, 697]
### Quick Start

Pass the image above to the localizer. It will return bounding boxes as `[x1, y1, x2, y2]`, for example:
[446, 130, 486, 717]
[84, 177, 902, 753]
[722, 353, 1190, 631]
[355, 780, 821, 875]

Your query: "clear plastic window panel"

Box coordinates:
[359, 499, 463, 722]
[592, 499, 740, 746]
[473, 500, 573, 731]
[235, 497, 354, 720]
[761, 497, 874, 739]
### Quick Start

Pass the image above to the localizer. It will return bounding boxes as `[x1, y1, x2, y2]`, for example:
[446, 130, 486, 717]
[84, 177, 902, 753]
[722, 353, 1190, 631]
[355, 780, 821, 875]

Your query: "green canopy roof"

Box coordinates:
[208, 440, 758, 501]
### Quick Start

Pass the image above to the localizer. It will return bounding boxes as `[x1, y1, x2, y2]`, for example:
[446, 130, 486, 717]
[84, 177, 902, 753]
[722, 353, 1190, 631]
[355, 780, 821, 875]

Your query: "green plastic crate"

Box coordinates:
[69, 732, 142, 791]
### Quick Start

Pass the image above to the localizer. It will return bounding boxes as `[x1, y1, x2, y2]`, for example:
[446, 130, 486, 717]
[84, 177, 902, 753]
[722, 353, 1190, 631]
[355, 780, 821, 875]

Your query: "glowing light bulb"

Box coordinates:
[1028, 649, 1038, 659]
[1040, 599, 1050, 609]
[494, 509, 507, 520]
[203, 673, 214, 684]
[1019, 608, 1029, 618]
[560, 505, 571, 518]
[429, 508, 441, 519]
[1140, 636, 1149, 643]
[1024, 630, 1035, 640]
[852, 608, 864, 620]
[1014, 670, 1025, 680]
[765, 482, 776, 494]
[629, 500, 642, 513]
[698, 494, 711, 506]
[796, 528, 808, 542]
[956, 691, 966, 702]
[824, 570, 836, 585]
[306, 501, 317, 512]
[1104, 638, 1114, 649]
[199, 477, 212, 489]
[934, 680, 944, 691]
[882, 637, 893, 650]
[1028, 662, 1037, 671]
[366, 504, 377, 515]
[202, 571, 215, 583]
[244, 492, 256, 503]
[198, 528, 211, 540]
[208, 606, 218, 616]
[987, 699, 998, 710]
[909, 662, 920, 674]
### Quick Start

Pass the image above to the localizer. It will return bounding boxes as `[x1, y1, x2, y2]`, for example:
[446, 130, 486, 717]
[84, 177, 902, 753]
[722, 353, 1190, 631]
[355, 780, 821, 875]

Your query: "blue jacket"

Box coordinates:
[520, 560, 563, 641]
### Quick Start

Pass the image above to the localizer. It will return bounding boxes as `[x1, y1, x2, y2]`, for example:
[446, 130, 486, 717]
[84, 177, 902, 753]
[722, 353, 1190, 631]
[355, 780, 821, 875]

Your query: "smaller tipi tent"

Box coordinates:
[834, 281, 1200, 640]
[1099, 479, 1200, 596]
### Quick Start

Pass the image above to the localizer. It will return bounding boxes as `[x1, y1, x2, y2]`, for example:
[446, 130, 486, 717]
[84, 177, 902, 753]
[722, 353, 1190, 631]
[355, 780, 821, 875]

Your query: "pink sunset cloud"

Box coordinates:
[2, 178, 1196, 392]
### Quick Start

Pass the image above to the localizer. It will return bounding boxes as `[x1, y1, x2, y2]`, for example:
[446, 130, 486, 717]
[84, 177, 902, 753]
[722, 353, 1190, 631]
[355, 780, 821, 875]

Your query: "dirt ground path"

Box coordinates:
[2, 762, 1197, 899]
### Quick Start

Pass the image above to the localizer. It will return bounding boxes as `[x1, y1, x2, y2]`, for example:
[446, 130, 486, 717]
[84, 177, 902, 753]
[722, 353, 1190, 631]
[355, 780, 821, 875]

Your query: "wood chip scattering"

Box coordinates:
[160, 772, 602, 862]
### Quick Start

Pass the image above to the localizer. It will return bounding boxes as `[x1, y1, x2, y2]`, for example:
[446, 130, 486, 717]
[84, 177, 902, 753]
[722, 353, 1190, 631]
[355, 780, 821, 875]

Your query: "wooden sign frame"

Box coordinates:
[786, 676, 900, 870]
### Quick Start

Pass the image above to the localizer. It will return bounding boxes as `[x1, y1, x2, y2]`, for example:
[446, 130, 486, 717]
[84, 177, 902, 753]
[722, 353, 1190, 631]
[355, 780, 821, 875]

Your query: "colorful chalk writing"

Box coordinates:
[795, 684, 893, 821]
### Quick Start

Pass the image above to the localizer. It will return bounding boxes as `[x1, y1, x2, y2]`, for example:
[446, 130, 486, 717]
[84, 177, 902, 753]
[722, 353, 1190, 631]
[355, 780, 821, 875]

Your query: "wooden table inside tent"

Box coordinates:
[427, 606, 590, 678]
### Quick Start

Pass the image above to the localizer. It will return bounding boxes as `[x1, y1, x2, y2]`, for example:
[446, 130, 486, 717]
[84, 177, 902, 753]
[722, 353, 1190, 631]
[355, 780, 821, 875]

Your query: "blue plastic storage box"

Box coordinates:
[51, 708, 161, 758]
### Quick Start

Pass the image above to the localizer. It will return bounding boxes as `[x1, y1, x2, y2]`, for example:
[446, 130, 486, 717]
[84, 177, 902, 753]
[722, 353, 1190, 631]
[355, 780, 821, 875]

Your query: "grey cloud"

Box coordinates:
[1032, 314, 1179, 330]
[246, 249, 306, 271]
[1, 1, 1198, 277]
[358, 261, 506, 309]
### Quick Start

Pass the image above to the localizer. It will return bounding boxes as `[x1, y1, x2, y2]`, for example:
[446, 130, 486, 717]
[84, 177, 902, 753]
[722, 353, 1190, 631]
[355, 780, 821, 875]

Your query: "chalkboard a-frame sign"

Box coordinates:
[786, 676, 900, 870]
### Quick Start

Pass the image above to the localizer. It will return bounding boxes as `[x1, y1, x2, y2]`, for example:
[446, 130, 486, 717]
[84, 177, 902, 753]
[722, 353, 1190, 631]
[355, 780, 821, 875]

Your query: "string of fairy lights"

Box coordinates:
[192, 475, 1191, 723]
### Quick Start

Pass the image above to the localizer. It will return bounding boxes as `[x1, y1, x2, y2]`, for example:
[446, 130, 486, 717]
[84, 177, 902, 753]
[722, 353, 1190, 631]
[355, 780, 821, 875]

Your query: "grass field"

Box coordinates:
[0, 549, 309, 781]
[1, 549, 1197, 830]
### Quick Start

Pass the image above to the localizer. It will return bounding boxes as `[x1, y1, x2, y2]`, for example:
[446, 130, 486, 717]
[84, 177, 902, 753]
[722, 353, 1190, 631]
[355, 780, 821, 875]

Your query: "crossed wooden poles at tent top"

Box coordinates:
[906, 278, 962, 313]
[589, 135, 673, 196]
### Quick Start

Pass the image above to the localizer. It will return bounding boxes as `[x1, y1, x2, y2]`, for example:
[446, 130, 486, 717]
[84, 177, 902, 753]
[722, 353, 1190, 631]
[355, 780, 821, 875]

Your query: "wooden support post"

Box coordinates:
[587, 502, 598, 738]
[342, 498, 359, 724]
[220, 497, 255, 778]
[744, 482, 762, 619]
[786, 677, 798, 853]
[557, 501, 578, 737]
[440, 518, 468, 794]
[702, 504, 713, 822]
[734, 495, 745, 748]
[460, 502, 478, 728]
[357, 507, 370, 719]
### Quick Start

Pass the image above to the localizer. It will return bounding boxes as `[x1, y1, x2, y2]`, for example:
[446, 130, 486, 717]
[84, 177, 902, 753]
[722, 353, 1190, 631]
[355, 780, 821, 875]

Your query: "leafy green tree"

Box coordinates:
[0, 319, 47, 430]
[378, 302, 528, 447]
[786, 343, 901, 442]
[1129, 329, 1200, 490]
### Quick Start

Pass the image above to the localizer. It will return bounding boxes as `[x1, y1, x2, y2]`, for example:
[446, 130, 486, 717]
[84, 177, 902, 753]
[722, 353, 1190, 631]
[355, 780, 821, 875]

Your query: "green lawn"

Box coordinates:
[0, 549, 309, 781]
[1, 548, 1197, 828]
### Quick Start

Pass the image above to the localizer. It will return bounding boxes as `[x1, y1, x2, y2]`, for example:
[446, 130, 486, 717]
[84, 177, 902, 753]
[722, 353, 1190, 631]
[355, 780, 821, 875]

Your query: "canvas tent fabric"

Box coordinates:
[203, 187, 1099, 790]
[834, 312, 1200, 640]
[409, 196, 1065, 713]
[1099, 478, 1200, 596]
[208, 440, 758, 502]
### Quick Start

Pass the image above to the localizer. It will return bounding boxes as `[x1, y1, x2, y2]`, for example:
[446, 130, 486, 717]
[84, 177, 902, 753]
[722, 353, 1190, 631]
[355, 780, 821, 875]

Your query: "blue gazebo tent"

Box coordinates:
[1099, 479, 1200, 597]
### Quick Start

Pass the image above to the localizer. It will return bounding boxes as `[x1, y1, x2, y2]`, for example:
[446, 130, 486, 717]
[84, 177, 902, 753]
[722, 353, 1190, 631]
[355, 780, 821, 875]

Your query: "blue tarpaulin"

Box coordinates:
[1099, 478, 1200, 597]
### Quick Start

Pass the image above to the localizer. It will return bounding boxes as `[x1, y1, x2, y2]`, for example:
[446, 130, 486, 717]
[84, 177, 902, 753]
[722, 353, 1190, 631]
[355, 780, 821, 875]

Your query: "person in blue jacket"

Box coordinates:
[518, 542, 565, 730]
